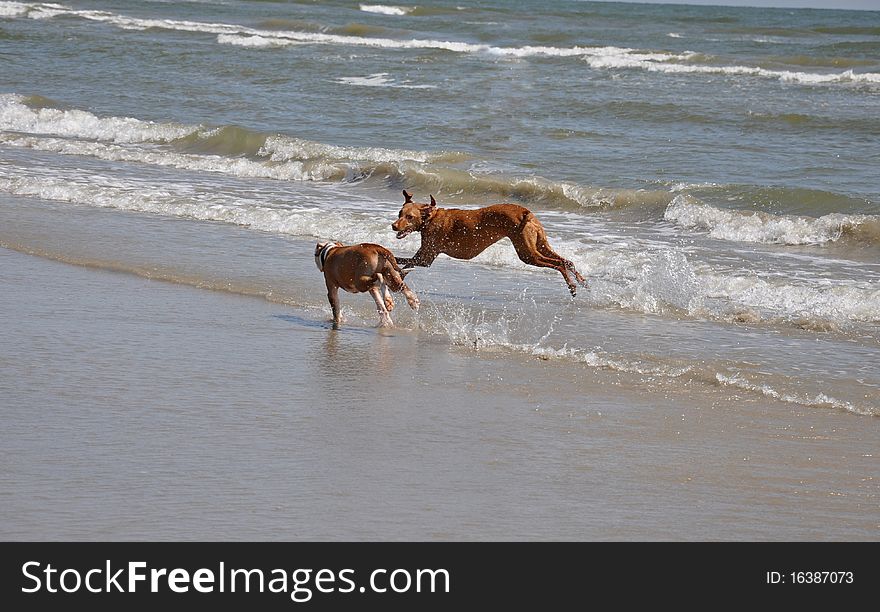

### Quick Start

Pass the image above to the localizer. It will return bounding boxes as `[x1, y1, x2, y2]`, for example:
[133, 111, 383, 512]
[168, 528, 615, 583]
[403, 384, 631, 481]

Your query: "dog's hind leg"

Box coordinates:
[534, 225, 587, 288]
[513, 225, 579, 297]
[514, 244, 577, 297]
[376, 273, 395, 312]
[369, 282, 394, 327]
[384, 265, 420, 311]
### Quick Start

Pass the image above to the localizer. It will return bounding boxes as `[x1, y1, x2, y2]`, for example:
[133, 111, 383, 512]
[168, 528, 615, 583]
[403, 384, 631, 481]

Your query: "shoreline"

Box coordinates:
[1, 191, 877, 418]
[2, 246, 878, 540]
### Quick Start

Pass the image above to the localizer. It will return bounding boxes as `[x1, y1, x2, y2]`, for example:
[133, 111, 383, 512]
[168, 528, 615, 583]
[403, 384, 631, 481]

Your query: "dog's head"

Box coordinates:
[392, 190, 436, 239]
[314, 240, 342, 272]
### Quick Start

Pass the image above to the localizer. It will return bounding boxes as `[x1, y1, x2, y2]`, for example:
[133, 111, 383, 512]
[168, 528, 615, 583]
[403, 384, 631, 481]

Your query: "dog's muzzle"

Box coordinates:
[395, 228, 413, 239]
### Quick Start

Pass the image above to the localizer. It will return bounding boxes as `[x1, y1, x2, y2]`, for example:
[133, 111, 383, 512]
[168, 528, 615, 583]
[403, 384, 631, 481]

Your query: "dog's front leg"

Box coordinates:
[396, 247, 437, 270]
[326, 281, 342, 326]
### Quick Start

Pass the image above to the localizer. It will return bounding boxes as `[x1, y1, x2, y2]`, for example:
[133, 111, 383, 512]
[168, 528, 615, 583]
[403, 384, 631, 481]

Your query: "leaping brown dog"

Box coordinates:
[315, 241, 419, 327]
[391, 190, 588, 296]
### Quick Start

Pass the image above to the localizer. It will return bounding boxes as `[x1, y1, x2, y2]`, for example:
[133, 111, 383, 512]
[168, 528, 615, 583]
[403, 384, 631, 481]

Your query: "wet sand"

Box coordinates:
[1, 244, 877, 540]
[2, 0, 879, 542]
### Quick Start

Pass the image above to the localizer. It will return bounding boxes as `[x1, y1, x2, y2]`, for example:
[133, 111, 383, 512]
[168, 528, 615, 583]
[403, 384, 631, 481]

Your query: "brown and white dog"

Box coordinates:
[391, 190, 588, 296]
[314, 241, 419, 327]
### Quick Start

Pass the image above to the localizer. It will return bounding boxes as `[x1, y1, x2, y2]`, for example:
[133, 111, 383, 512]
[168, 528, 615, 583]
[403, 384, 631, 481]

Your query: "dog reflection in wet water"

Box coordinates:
[314, 241, 420, 328]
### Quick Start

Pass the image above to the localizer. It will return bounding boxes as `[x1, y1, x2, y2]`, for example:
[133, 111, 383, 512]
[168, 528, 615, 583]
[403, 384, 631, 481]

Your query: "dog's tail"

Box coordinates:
[517, 209, 536, 233]
[375, 246, 409, 277]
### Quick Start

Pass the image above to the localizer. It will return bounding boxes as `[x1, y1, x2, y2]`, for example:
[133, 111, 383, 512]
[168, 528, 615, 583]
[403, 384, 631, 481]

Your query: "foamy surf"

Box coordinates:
[0, 94, 456, 162]
[0, 93, 195, 143]
[2, 163, 877, 332]
[0, 170, 396, 245]
[335, 73, 436, 89]
[581, 50, 880, 85]
[386, 295, 878, 416]
[424, 302, 695, 378]
[0, 94, 477, 184]
[714, 373, 873, 417]
[0, 1, 28, 17]
[0, 133, 351, 182]
[3, 93, 878, 332]
[0, 94, 677, 210]
[665, 194, 880, 246]
[359, 4, 413, 16]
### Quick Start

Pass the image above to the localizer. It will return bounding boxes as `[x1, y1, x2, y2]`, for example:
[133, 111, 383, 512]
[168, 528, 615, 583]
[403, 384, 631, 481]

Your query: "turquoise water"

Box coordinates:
[1, 0, 879, 415]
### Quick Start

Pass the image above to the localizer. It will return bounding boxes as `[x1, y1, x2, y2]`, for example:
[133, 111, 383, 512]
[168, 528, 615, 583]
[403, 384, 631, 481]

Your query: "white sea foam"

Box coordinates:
[0, 1, 29, 16]
[359, 4, 412, 16]
[0, 93, 196, 142]
[701, 272, 880, 323]
[0, 134, 348, 181]
[422, 301, 691, 376]
[216, 33, 302, 48]
[582, 51, 880, 85]
[18, 2, 246, 34]
[335, 72, 435, 89]
[216, 29, 497, 55]
[595, 243, 879, 324]
[0, 171, 390, 242]
[258, 133, 446, 164]
[421, 300, 875, 414]
[715, 373, 872, 416]
[665, 194, 880, 245]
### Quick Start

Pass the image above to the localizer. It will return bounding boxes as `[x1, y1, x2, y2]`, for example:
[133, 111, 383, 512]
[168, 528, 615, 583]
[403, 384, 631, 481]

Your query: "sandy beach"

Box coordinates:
[1, 205, 877, 540]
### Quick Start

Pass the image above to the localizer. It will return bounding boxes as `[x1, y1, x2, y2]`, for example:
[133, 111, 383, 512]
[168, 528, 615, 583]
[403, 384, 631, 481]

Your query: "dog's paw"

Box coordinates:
[408, 297, 420, 311]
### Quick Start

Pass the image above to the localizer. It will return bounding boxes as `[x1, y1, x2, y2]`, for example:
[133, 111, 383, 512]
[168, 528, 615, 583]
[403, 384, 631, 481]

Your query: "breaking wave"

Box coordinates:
[1, 166, 877, 332]
[665, 195, 880, 246]
[359, 4, 412, 16]
[0, 94, 677, 210]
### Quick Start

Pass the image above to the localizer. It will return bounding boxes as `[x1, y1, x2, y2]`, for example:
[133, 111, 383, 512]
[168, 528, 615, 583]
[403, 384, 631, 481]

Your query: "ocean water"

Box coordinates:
[1, 0, 879, 419]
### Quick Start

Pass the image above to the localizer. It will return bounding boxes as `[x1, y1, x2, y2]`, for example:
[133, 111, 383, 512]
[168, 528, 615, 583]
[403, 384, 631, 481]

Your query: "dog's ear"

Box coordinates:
[429, 195, 437, 207]
[403, 190, 413, 203]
